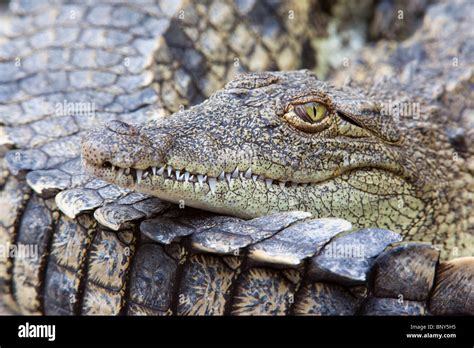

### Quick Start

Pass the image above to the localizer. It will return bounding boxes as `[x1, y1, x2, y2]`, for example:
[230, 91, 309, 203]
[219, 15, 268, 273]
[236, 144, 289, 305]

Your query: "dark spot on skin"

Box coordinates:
[446, 127, 467, 156]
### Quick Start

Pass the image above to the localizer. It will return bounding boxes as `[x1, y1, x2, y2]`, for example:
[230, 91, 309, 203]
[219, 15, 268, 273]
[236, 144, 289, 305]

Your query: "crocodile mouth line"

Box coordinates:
[83, 159, 318, 194]
[82, 157, 403, 196]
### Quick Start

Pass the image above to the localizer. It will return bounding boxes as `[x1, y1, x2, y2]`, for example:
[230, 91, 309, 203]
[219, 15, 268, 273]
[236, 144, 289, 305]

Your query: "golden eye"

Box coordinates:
[294, 102, 328, 123]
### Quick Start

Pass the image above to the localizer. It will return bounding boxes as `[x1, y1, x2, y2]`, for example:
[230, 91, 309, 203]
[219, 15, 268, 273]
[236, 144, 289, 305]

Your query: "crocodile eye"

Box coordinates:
[282, 101, 332, 133]
[294, 102, 328, 124]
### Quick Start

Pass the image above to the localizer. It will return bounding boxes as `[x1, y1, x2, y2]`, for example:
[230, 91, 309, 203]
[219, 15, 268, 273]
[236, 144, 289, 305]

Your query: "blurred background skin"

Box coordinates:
[0, 0, 10, 49]
[1, 0, 14, 316]
[0, 0, 11, 316]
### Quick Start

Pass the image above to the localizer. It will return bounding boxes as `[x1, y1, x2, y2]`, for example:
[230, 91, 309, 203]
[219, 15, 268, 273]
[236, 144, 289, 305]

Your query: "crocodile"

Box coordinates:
[82, 69, 473, 260]
[80, 0, 474, 313]
[0, 0, 472, 316]
[82, 0, 474, 259]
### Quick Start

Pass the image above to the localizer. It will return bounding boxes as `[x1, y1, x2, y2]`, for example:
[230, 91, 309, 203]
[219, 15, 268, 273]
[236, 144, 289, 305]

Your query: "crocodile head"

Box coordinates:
[82, 70, 459, 237]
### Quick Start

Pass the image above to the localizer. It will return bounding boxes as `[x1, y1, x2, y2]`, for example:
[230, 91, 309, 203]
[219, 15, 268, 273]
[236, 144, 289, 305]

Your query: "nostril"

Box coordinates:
[106, 120, 139, 136]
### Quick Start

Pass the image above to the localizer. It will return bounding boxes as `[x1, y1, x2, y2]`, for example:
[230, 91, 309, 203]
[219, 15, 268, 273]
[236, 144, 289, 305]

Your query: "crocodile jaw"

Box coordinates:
[81, 70, 450, 240]
[83, 159, 423, 232]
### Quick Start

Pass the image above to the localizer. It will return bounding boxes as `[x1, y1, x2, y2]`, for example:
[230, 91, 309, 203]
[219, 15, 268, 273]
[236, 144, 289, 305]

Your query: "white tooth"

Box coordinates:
[244, 168, 252, 179]
[143, 172, 149, 178]
[167, 166, 173, 177]
[176, 170, 182, 181]
[136, 170, 143, 184]
[225, 173, 232, 186]
[189, 174, 195, 182]
[184, 171, 190, 182]
[252, 175, 258, 183]
[265, 179, 273, 189]
[279, 181, 286, 190]
[157, 166, 165, 175]
[111, 165, 116, 171]
[117, 168, 124, 178]
[125, 168, 130, 175]
[218, 171, 225, 181]
[208, 177, 217, 194]
[239, 172, 244, 180]
[232, 167, 239, 178]
[197, 174, 205, 187]
[152, 167, 157, 175]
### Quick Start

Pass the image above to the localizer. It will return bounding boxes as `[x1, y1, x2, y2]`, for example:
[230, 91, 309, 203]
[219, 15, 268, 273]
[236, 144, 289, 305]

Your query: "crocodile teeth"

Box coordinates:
[244, 168, 252, 179]
[125, 168, 131, 175]
[157, 166, 165, 175]
[117, 168, 124, 178]
[111, 165, 116, 171]
[167, 166, 173, 177]
[218, 171, 225, 181]
[265, 179, 273, 189]
[279, 181, 286, 190]
[176, 170, 183, 181]
[232, 167, 239, 178]
[208, 177, 217, 194]
[184, 171, 190, 182]
[252, 175, 258, 183]
[151, 167, 157, 175]
[143, 172, 149, 179]
[136, 170, 143, 184]
[197, 174, 205, 188]
[225, 173, 232, 186]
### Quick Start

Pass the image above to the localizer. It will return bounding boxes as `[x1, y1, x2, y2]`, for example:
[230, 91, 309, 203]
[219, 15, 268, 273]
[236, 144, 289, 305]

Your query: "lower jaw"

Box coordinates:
[119, 174, 289, 219]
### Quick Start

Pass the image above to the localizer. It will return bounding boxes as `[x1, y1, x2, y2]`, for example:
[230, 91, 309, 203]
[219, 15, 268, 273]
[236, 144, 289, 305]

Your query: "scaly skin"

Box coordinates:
[7, 0, 426, 316]
[82, 1, 474, 260]
[1, 0, 472, 316]
[82, 69, 473, 259]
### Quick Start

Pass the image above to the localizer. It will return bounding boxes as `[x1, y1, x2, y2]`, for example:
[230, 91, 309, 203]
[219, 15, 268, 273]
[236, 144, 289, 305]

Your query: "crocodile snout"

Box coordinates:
[81, 121, 171, 170]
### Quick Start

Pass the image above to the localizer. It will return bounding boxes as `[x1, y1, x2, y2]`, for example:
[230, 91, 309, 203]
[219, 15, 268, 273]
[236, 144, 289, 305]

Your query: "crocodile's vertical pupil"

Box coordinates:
[294, 102, 327, 124]
[305, 104, 316, 119]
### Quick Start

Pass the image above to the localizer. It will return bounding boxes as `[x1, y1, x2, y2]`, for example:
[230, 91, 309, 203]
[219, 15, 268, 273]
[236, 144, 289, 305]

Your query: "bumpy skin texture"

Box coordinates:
[0, 0, 472, 316]
[83, 71, 438, 236]
[79, 0, 473, 315]
[0, 0, 381, 315]
[83, 47, 473, 261]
